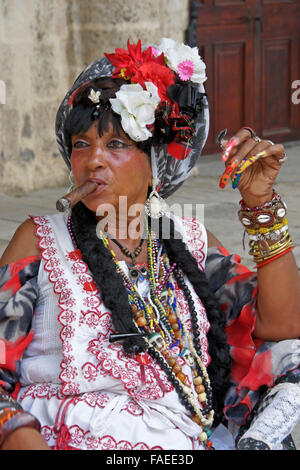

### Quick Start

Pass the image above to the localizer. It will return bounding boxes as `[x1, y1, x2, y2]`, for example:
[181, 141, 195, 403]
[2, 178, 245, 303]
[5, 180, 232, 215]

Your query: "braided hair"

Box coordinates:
[70, 203, 231, 422]
[66, 78, 231, 422]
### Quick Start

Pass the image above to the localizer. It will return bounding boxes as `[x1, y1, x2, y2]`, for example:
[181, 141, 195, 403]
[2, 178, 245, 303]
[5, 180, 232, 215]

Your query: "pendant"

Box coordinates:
[127, 263, 149, 285]
[145, 190, 169, 219]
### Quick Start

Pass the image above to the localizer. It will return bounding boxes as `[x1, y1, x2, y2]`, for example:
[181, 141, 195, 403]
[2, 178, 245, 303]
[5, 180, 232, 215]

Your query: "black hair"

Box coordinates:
[70, 202, 231, 423]
[67, 77, 231, 423]
[64, 77, 152, 159]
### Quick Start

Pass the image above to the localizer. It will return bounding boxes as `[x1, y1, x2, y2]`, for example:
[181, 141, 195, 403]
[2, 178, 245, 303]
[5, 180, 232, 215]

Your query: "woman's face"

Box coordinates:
[70, 120, 152, 218]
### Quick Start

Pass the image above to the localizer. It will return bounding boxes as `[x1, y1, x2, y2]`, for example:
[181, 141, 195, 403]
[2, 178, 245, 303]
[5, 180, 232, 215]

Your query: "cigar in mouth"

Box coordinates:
[56, 181, 98, 212]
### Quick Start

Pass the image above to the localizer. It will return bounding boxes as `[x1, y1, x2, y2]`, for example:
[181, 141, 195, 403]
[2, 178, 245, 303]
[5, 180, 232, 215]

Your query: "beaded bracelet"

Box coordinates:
[239, 191, 280, 212]
[248, 224, 288, 242]
[238, 200, 287, 230]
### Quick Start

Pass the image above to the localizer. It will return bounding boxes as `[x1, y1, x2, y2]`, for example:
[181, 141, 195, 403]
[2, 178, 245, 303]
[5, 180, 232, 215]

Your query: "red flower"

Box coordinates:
[131, 62, 175, 101]
[105, 40, 174, 99]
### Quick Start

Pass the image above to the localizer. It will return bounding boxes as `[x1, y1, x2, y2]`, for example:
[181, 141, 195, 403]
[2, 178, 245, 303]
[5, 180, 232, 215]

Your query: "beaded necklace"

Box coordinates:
[68, 215, 214, 448]
[97, 223, 215, 447]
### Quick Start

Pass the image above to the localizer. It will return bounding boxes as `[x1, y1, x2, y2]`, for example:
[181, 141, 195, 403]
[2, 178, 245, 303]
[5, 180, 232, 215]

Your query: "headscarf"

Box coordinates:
[55, 39, 210, 199]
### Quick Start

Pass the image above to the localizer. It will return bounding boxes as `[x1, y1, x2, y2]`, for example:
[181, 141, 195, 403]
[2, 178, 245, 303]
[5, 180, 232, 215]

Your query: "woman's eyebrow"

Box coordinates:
[71, 132, 89, 140]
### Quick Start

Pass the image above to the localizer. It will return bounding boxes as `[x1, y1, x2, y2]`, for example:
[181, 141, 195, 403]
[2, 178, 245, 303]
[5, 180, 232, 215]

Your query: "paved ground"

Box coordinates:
[0, 139, 299, 448]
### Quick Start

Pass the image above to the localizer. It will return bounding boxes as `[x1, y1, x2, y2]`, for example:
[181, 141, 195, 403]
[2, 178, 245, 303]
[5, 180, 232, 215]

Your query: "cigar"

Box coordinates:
[56, 181, 98, 212]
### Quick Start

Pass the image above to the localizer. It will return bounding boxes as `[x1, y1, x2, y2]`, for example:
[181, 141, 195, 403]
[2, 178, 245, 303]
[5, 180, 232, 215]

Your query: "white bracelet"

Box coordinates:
[248, 225, 288, 242]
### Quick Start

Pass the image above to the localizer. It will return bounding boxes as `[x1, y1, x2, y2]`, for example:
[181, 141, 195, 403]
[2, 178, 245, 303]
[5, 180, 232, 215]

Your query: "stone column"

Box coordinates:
[0, 0, 189, 195]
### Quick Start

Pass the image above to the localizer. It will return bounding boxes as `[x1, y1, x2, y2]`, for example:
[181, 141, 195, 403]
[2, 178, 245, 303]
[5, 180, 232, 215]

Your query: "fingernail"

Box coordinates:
[253, 150, 267, 158]
[219, 172, 231, 189]
[222, 138, 238, 162]
[226, 158, 239, 173]
[237, 154, 261, 173]
[232, 173, 242, 189]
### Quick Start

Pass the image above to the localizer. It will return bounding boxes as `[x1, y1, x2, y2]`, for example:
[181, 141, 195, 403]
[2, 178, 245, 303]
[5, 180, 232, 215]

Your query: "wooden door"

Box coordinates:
[186, 0, 300, 154]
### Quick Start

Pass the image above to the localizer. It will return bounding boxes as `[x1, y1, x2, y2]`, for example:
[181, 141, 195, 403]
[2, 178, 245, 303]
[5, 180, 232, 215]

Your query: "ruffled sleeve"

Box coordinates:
[205, 246, 300, 426]
[0, 256, 40, 394]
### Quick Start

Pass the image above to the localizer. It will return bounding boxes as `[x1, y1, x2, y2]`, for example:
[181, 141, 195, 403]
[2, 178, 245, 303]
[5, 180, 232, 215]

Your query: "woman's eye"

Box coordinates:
[107, 139, 130, 149]
[73, 140, 89, 149]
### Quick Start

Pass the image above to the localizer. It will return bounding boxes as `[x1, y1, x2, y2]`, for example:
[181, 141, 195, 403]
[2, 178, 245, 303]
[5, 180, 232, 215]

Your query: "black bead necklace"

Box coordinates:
[110, 237, 145, 263]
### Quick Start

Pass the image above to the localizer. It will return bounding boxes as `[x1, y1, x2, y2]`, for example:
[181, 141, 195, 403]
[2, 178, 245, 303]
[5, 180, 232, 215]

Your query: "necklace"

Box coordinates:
[98, 223, 215, 448]
[68, 215, 214, 448]
[110, 237, 145, 263]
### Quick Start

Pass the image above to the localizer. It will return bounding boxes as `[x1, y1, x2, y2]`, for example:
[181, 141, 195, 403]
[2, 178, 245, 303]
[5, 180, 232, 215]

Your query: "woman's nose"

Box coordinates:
[87, 142, 106, 170]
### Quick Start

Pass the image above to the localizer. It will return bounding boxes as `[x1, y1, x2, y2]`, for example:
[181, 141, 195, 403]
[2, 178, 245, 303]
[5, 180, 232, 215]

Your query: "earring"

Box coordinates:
[145, 178, 168, 219]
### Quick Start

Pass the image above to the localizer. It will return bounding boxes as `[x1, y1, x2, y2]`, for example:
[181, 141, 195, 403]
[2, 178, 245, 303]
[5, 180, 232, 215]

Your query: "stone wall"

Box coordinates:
[0, 0, 189, 195]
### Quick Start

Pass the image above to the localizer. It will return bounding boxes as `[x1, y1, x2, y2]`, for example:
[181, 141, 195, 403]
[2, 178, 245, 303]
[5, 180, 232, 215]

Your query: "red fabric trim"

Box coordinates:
[9, 255, 41, 274]
[167, 141, 191, 160]
[11, 381, 21, 400]
[1, 255, 40, 295]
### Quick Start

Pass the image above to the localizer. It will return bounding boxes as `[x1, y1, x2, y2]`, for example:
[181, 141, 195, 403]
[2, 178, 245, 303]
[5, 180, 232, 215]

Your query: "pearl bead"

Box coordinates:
[198, 392, 207, 402]
[199, 432, 208, 442]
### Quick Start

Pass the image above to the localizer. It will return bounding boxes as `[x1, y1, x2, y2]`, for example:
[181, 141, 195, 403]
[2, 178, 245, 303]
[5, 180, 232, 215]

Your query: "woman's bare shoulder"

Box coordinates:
[0, 218, 41, 267]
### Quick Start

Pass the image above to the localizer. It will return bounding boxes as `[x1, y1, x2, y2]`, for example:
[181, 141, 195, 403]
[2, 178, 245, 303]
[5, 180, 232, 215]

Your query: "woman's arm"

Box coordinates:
[210, 127, 300, 341]
[0, 218, 41, 267]
[0, 222, 49, 449]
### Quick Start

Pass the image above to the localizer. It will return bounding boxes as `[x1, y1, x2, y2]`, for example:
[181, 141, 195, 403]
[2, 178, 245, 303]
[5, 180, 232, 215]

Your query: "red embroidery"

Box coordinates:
[41, 425, 163, 450]
[31, 214, 209, 403]
[67, 249, 82, 261]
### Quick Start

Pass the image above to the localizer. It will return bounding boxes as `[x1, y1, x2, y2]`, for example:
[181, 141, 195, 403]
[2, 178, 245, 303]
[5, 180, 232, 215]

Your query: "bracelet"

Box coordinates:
[251, 237, 294, 264]
[0, 411, 41, 448]
[239, 191, 279, 212]
[249, 231, 291, 258]
[248, 225, 288, 242]
[238, 200, 287, 230]
[256, 246, 295, 269]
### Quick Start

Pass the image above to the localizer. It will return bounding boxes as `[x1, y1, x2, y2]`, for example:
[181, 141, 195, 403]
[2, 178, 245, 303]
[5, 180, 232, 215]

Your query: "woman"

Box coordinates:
[0, 38, 299, 451]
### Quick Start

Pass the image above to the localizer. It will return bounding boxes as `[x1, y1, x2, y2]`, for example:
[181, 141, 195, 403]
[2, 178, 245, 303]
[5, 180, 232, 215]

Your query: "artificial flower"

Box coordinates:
[157, 38, 207, 85]
[110, 82, 160, 142]
[131, 62, 175, 102]
[105, 39, 165, 82]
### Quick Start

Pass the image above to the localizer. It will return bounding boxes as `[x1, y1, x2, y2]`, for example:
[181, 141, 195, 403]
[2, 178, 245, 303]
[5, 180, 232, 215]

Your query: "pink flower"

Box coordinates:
[151, 47, 159, 57]
[177, 60, 194, 81]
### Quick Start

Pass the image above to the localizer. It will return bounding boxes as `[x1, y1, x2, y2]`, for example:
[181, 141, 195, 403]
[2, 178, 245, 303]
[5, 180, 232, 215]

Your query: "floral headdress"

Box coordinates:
[104, 38, 207, 159]
[55, 38, 209, 200]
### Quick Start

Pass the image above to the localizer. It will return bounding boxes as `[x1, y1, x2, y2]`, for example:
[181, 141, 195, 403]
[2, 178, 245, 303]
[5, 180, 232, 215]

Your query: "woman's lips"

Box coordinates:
[86, 178, 107, 194]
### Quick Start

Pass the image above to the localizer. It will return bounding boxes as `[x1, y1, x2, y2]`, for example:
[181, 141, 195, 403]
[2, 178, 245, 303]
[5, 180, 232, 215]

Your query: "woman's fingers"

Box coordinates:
[220, 127, 261, 162]
[219, 143, 286, 189]
[217, 127, 286, 190]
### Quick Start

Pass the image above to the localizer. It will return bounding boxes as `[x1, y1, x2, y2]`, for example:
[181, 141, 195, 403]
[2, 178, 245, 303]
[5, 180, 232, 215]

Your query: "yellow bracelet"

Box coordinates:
[245, 217, 288, 235]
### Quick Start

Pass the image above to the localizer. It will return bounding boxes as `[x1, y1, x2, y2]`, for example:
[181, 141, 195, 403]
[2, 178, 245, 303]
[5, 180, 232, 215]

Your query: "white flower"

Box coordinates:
[157, 38, 207, 85]
[110, 82, 160, 142]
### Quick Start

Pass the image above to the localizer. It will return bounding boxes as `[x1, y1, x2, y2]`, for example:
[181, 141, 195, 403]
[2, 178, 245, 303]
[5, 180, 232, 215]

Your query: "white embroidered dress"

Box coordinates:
[17, 212, 211, 450]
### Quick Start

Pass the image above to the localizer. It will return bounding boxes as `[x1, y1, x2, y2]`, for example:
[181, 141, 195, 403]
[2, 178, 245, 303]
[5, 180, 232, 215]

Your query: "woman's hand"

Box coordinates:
[218, 127, 287, 207]
[1, 427, 50, 450]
